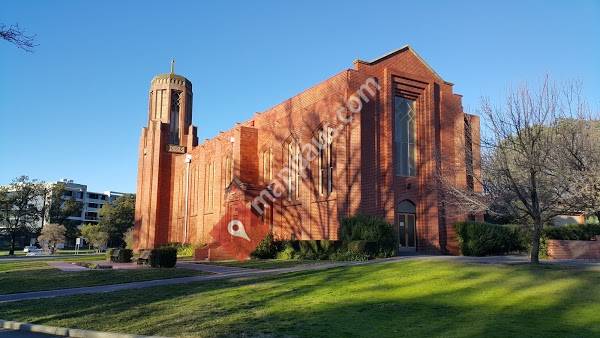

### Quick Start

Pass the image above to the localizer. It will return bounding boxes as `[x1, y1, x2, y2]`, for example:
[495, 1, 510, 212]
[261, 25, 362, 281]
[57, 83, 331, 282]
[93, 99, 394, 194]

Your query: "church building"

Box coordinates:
[133, 46, 482, 260]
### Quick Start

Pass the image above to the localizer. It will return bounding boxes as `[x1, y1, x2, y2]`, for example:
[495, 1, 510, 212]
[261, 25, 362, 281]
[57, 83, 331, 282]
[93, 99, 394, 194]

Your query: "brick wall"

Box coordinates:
[134, 46, 481, 257]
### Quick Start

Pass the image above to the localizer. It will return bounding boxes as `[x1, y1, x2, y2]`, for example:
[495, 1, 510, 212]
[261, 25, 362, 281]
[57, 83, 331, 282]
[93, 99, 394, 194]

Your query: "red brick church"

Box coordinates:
[133, 46, 482, 259]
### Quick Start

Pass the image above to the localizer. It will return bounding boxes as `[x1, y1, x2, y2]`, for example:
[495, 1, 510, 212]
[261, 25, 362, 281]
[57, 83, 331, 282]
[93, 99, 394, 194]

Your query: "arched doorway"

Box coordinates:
[396, 200, 416, 251]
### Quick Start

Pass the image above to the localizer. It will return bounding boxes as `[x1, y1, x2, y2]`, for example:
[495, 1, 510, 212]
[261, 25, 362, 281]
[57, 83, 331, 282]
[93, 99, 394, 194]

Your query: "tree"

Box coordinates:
[437, 78, 598, 263]
[123, 227, 135, 249]
[80, 223, 109, 252]
[47, 183, 83, 242]
[38, 223, 66, 254]
[0, 23, 36, 52]
[99, 194, 135, 247]
[0, 176, 46, 255]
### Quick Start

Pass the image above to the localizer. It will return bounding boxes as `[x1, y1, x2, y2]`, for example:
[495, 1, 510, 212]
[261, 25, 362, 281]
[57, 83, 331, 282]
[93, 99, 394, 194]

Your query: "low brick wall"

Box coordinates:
[547, 240, 600, 259]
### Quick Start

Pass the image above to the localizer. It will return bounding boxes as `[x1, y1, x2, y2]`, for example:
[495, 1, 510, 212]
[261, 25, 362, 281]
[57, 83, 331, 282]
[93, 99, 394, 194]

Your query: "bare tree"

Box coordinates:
[437, 77, 597, 263]
[0, 23, 37, 52]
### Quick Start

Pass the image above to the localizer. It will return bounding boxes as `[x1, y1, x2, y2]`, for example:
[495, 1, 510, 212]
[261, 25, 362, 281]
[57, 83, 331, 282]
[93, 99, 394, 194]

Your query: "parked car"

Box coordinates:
[23, 245, 40, 253]
[26, 248, 44, 256]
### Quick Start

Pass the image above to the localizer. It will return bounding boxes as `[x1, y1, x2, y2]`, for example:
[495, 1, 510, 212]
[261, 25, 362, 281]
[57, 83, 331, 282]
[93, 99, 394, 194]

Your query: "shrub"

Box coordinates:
[346, 240, 378, 256]
[150, 247, 178, 268]
[163, 242, 197, 257]
[454, 222, 528, 256]
[329, 249, 369, 261]
[251, 233, 280, 259]
[276, 242, 297, 260]
[106, 248, 133, 262]
[340, 215, 396, 257]
[544, 223, 600, 241]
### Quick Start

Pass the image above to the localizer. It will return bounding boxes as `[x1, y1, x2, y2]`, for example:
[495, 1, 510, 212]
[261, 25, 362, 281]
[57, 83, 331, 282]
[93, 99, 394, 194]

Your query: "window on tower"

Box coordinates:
[170, 90, 181, 144]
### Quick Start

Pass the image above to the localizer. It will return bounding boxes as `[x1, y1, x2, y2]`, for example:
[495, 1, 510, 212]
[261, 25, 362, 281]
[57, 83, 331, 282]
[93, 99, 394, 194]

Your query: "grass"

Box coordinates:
[0, 267, 205, 294]
[205, 259, 324, 269]
[0, 258, 598, 337]
[0, 254, 106, 273]
[0, 255, 206, 294]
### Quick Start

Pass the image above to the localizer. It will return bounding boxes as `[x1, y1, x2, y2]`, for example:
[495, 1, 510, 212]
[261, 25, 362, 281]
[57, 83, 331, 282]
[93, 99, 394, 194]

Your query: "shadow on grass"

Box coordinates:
[0, 260, 598, 337]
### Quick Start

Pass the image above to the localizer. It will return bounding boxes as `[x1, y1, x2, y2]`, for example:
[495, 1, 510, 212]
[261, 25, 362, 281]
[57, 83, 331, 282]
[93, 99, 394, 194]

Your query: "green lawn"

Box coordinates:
[0, 255, 106, 273]
[205, 259, 324, 269]
[0, 259, 598, 337]
[0, 255, 206, 294]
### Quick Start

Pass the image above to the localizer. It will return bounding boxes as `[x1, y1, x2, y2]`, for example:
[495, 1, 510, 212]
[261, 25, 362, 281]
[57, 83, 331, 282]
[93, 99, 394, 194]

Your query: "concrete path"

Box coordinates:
[1, 255, 598, 304]
[47, 262, 88, 272]
[176, 262, 259, 274]
[0, 328, 60, 337]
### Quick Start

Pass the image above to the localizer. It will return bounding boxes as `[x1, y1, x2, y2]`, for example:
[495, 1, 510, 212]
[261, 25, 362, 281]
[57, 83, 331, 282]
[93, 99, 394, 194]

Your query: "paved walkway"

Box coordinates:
[1, 255, 598, 304]
[0, 328, 60, 337]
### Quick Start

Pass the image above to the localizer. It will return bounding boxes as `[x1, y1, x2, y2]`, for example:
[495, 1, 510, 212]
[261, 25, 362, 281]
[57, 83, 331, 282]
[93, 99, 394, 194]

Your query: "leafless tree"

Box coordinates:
[0, 23, 37, 52]
[436, 77, 598, 263]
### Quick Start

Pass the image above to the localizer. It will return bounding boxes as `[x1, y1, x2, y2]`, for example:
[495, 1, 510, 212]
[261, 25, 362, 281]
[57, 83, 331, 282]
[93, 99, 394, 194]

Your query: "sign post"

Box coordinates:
[75, 237, 82, 255]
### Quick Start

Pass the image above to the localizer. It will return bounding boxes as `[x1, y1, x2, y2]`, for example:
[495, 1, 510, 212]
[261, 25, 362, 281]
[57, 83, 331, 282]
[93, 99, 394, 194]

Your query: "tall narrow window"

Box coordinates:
[262, 148, 272, 183]
[224, 156, 233, 186]
[394, 96, 416, 176]
[318, 126, 334, 195]
[170, 90, 181, 144]
[287, 141, 301, 200]
[204, 161, 215, 210]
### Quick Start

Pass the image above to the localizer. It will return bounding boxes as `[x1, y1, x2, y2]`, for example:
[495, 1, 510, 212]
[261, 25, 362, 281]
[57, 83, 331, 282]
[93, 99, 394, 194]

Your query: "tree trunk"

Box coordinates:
[9, 234, 16, 256]
[530, 220, 542, 264]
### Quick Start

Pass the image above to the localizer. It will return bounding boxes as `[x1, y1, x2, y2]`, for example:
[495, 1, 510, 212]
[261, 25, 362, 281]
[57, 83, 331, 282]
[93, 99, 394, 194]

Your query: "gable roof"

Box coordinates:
[354, 45, 447, 83]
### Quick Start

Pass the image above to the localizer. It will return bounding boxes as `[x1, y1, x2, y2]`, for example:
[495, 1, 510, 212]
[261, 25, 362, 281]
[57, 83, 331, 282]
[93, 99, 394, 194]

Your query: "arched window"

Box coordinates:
[317, 126, 334, 195]
[286, 140, 301, 200]
[204, 160, 215, 210]
[224, 156, 233, 186]
[394, 96, 416, 176]
[262, 148, 272, 183]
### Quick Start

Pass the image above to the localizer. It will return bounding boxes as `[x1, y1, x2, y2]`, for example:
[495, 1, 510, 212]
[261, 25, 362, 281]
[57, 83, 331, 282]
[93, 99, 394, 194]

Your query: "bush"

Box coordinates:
[251, 233, 280, 259]
[163, 242, 197, 257]
[276, 243, 297, 260]
[544, 223, 600, 241]
[329, 249, 369, 261]
[454, 222, 528, 256]
[106, 248, 132, 263]
[340, 215, 396, 257]
[150, 247, 178, 268]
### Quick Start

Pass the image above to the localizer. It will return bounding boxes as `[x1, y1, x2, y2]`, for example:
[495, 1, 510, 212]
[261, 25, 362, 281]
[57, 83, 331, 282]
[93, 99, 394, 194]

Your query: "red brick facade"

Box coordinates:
[133, 46, 482, 258]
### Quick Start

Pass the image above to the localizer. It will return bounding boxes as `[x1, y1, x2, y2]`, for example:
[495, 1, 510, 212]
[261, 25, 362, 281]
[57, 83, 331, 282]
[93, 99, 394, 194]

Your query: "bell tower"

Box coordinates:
[134, 61, 198, 250]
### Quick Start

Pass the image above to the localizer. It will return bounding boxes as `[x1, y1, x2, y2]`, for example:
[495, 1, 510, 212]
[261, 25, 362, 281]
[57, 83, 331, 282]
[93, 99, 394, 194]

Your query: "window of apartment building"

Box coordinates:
[286, 140, 301, 200]
[317, 126, 334, 195]
[224, 156, 233, 187]
[88, 203, 99, 208]
[394, 96, 416, 176]
[262, 148, 272, 183]
[85, 212, 98, 219]
[204, 161, 215, 210]
[63, 191, 73, 197]
[88, 193, 99, 200]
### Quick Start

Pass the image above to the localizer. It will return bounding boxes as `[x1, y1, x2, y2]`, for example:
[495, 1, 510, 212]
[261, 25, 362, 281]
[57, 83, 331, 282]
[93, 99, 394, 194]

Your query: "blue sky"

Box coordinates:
[1, 0, 599, 192]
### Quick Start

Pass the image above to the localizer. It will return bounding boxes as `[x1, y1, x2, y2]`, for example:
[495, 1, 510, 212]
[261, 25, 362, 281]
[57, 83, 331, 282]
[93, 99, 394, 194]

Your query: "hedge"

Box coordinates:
[250, 215, 396, 261]
[150, 247, 178, 268]
[544, 223, 600, 241]
[106, 248, 133, 263]
[340, 214, 396, 257]
[453, 222, 528, 256]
